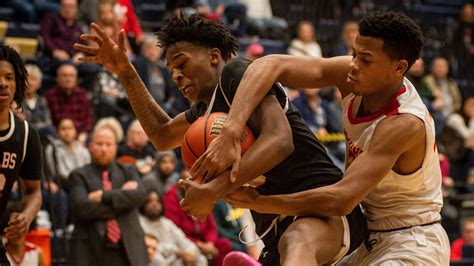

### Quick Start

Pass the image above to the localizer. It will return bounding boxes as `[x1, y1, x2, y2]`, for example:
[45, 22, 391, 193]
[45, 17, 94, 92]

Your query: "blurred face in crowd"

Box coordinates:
[60, 0, 77, 21]
[166, 42, 221, 104]
[58, 119, 77, 145]
[431, 57, 449, 79]
[57, 64, 78, 94]
[343, 22, 359, 47]
[408, 58, 424, 78]
[90, 127, 117, 166]
[142, 41, 162, 63]
[463, 97, 474, 119]
[463, 220, 474, 244]
[99, 3, 115, 25]
[127, 121, 148, 150]
[27, 73, 41, 97]
[298, 22, 315, 43]
[347, 35, 407, 96]
[303, 88, 320, 98]
[143, 191, 163, 221]
[461, 3, 473, 23]
[159, 154, 175, 176]
[0, 61, 16, 109]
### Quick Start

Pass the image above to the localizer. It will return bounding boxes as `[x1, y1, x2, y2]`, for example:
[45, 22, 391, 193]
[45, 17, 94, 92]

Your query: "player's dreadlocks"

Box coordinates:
[156, 14, 240, 62]
[359, 11, 424, 70]
[0, 45, 27, 106]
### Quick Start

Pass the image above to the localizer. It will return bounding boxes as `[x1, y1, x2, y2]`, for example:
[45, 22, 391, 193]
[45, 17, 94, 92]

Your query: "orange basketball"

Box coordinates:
[181, 112, 255, 170]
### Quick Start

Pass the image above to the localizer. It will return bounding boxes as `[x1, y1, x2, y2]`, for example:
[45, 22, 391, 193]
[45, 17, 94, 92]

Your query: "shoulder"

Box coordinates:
[222, 59, 251, 79]
[373, 114, 425, 149]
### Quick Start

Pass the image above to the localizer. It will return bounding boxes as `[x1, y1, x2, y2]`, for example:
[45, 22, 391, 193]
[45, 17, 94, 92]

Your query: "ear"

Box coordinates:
[209, 48, 221, 66]
[394, 59, 408, 76]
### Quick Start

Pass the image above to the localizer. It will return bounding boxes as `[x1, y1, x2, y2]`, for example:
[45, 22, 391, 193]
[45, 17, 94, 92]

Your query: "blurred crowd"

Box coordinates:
[0, 0, 473, 264]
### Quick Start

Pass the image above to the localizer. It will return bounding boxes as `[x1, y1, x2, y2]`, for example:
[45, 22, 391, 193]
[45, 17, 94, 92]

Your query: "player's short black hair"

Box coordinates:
[359, 12, 424, 69]
[156, 14, 239, 62]
[0, 45, 27, 106]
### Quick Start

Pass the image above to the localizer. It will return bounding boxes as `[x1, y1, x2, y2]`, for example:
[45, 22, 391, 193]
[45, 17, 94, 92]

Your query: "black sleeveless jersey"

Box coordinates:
[185, 59, 342, 195]
[0, 111, 43, 219]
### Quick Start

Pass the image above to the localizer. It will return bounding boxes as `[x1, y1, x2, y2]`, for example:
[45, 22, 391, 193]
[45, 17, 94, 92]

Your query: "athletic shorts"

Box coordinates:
[251, 205, 368, 266]
[338, 222, 450, 265]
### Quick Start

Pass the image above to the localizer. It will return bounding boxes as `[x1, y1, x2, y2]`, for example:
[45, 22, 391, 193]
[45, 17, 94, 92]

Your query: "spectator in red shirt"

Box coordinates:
[163, 171, 232, 266]
[44, 63, 93, 144]
[451, 217, 474, 260]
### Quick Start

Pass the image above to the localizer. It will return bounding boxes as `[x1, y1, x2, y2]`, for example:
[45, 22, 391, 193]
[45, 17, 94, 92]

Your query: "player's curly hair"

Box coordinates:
[156, 14, 239, 62]
[359, 12, 423, 70]
[0, 45, 27, 107]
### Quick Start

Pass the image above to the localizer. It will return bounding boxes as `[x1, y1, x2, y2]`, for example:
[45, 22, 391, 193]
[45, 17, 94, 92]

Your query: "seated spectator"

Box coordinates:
[449, 3, 473, 80]
[292, 88, 328, 135]
[45, 118, 90, 186]
[68, 119, 148, 266]
[133, 37, 179, 114]
[288, 21, 322, 57]
[139, 190, 208, 266]
[39, 0, 100, 90]
[44, 63, 93, 144]
[163, 171, 232, 266]
[334, 21, 358, 56]
[24, 64, 56, 142]
[117, 120, 155, 174]
[213, 200, 247, 253]
[244, 43, 264, 61]
[4, 232, 46, 266]
[115, 0, 143, 48]
[444, 96, 474, 183]
[423, 57, 463, 134]
[143, 151, 180, 195]
[451, 217, 474, 261]
[43, 118, 90, 228]
[406, 58, 434, 106]
[211, 0, 248, 37]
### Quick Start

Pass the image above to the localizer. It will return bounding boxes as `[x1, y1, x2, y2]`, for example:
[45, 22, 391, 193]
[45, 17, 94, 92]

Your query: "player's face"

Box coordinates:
[347, 35, 405, 96]
[166, 42, 221, 104]
[0, 61, 16, 108]
[89, 128, 117, 166]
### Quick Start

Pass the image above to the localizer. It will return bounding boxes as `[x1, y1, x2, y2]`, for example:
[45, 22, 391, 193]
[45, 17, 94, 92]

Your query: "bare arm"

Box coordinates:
[225, 55, 352, 137]
[4, 180, 41, 239]
[227, 114, 426, 216]
[74, 23, 190, 150]
[180, 96, 294, 218]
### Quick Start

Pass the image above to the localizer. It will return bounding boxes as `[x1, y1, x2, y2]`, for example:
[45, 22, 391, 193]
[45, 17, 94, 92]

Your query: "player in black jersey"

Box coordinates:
[74, 15, 367, 265]
[0, 46, 43, 265]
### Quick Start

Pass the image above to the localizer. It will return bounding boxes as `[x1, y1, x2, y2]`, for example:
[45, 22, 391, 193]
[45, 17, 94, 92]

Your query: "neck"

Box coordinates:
[360, 79, 404, 115]
[26, 93, 35, 99]
[203, 63, 225, 105]
[0, 108, 10, 131]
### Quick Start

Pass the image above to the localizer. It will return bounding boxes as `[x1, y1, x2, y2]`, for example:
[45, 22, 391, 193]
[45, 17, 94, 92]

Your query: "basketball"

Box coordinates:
[181, 112, 255, 170]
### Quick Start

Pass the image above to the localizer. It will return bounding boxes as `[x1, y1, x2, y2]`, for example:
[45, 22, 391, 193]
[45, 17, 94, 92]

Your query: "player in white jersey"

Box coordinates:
[191, 12, 450, 265]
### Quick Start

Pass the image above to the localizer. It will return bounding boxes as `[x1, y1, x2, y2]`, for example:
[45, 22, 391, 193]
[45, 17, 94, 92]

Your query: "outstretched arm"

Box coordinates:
[226, 115, 426, 217]
[192, 55, 352, 180]
[74, 24, 189, 150]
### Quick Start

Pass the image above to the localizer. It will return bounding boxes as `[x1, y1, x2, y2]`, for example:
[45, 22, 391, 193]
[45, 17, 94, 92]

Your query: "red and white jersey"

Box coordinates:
[6, 242, 41, 266]
[342, 78, 443, 231]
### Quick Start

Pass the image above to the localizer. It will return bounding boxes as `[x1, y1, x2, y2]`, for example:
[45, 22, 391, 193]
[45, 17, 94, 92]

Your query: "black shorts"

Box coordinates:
[251, 205, 368, 266]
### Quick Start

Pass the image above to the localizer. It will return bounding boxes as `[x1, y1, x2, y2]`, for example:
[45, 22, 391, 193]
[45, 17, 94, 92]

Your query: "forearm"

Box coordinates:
[257, 186, 345, 217]
[211, 134, 291, 198]
[21, 187, 42, 223]
[118, 64, 174, 149]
